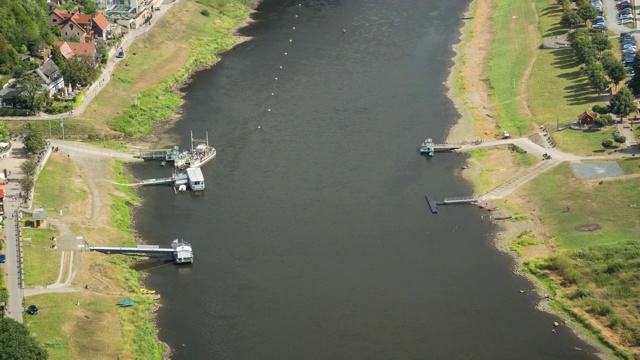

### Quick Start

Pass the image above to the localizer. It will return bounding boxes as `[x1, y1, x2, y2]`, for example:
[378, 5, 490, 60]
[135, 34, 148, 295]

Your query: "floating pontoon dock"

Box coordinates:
[88, 239, 193, 264]
[442, 196, 480, 204]
[425, 195, 438, 214]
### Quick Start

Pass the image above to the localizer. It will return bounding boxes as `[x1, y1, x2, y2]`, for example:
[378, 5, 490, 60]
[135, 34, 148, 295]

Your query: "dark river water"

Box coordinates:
[131, 0, 601, 359]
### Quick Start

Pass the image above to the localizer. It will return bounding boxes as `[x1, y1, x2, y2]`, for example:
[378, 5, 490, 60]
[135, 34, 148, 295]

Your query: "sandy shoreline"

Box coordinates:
[442, 1, 612, 358]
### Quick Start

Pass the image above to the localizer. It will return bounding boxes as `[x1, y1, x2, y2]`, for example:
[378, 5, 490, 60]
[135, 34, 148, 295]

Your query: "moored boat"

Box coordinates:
[419, 138, 435, 156]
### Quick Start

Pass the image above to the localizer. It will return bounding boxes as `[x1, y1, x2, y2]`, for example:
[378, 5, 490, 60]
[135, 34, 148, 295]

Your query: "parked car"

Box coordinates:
[619, 15, 634, 21]
[0, 254, 5, 263]
[627, 68, 635, 76]
[618, 3, 632, 10]
[620, 18, 635, 24]
[592, 23, 608, 30]
[623, 43, 636, 48]
[619, 9, 632, 15]
[624, 57, 635, 67]
[26, 305, 38, 315]
[116, 51, 125, 59]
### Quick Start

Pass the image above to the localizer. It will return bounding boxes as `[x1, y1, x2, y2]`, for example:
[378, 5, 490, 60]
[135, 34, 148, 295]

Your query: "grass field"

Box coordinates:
[22, 225, 60, 287]
[463, 145, 540, 194]
[489, 0, 610, 145]
[74, 0, 250, 137]
[488, 0, 540, 136]
[33, 153, 88, 216]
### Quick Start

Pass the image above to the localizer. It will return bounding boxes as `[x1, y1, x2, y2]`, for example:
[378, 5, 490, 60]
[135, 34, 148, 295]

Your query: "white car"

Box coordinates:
[620, 18, 635, 24]
[623, 43, 636, 49]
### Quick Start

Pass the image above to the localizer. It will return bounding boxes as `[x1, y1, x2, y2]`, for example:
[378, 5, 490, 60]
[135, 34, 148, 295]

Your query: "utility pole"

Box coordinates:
[556, 116, 559, 130]
[48, 118, 51, 138]
[60, 118, 65, 140]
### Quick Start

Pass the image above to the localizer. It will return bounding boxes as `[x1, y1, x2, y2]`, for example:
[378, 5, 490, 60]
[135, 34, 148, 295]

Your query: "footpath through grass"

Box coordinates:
[25, 156, 163, 359]
[489, 0, 603, 140]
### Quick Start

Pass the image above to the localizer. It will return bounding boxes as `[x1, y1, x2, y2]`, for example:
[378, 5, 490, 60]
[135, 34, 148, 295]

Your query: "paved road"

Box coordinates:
[2, 142, 27, 322]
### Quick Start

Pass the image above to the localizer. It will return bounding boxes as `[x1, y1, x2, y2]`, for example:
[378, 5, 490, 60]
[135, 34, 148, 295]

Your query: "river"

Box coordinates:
[131, 0, 600, 358]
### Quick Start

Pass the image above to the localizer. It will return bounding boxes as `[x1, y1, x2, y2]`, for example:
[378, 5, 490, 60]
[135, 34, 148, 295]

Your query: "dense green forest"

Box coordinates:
[0, 0, 54, 75]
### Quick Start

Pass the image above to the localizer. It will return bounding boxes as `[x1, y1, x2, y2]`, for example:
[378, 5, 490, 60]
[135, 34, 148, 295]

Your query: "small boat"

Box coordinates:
[419, 138, 435, 156]
[140, 288, 156, 294]
[478, 203, 489, 208]
[487, 207, 499, 211]
[462, 164, 471, 169]
[117, 299, 136, 307]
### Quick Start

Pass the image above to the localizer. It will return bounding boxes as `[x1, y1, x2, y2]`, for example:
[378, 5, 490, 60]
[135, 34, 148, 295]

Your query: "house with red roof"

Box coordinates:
[49, 10, 113, 42]
[54, 41, 96, 59]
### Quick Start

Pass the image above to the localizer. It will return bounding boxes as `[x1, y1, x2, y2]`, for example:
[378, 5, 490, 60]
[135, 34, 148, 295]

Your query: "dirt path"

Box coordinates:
[518, 2, 539, 120]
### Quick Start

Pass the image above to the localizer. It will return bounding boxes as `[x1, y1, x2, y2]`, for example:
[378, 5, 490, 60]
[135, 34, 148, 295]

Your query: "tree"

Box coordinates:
[614, 135, 627, 144]
[23, 123, 47, 155]
[560, 11, 582, 29]
[0, 318, 48, 360]
[609, 87, 636, 120]
[602, 139, 613, 148]
[633, 52, 640, 75]
[60, 56, 101, 88]
[629, 75, 640, 95]
[576, 4, 598, 25]
[606, 61, 626, 89]
[20, 159, 37, 178]
[14, 73, 45, 112]
[591, 32, 611, 53]
[585, 63, 609, 94]
[19, 175, 34, 199]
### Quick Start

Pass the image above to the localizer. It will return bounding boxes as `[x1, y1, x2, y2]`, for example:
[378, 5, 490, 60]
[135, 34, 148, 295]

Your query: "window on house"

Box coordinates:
[70, 24, 74, 30]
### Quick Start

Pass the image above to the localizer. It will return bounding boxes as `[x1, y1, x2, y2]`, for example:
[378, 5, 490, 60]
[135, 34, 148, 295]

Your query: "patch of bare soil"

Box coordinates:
[447, 0, 498, 143]
[575, 224, 602, 232]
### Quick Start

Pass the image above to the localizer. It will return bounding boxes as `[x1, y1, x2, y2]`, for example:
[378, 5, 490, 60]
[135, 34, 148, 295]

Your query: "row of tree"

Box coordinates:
[559, 0, 600, 29]
[568, 30, 626, 94]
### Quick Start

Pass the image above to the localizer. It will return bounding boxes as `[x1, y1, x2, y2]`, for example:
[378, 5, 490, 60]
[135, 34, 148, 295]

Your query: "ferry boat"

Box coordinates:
[173, 131, 216, 169]
[419, 138, 435, 156]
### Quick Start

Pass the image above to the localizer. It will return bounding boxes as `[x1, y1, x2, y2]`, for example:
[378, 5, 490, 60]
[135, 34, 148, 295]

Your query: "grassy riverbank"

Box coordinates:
[22, 154, 162, 359]
[450, 0, 640, 358]
[20, 1, 258, 358]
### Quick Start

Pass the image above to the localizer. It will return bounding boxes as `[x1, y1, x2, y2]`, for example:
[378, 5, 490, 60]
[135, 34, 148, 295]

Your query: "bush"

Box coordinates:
[592, 303, 613, 316]
[613, 135, 627, 144]
[592, 104, 610, 114]
[602, 139, 614, 147]
[596, 114, 613, 126]
[568, 286, 592, 299]
[201, 9, 210, 16]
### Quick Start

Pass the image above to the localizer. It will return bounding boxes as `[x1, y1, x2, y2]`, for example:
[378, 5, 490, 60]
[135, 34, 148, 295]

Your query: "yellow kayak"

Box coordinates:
[140, 288, 156, 294]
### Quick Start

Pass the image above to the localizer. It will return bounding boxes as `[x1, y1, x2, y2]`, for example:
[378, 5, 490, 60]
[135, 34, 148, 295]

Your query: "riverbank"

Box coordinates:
[445, 0, 637, 358]
[17, 1, 261, 359]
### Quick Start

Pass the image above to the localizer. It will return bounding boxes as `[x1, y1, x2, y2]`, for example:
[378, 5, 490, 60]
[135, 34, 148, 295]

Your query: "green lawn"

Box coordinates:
[488, 0, 541, 136]
[521, 162, 640, 249]
[22, 225, 60, 287]
[550, 128, 621, 156]
[33, 154, 87, 215]
[617, 157, 640, 175]
[24, 292, 127, 360]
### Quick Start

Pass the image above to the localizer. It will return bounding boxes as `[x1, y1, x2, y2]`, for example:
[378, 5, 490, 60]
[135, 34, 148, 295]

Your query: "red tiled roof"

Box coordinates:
[51, 8, 70, 20]
[71, 13, 92, 26]
[92, 13, 110, 31]
[54, 41, 75, 60]
[55, 41, 95, 58]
